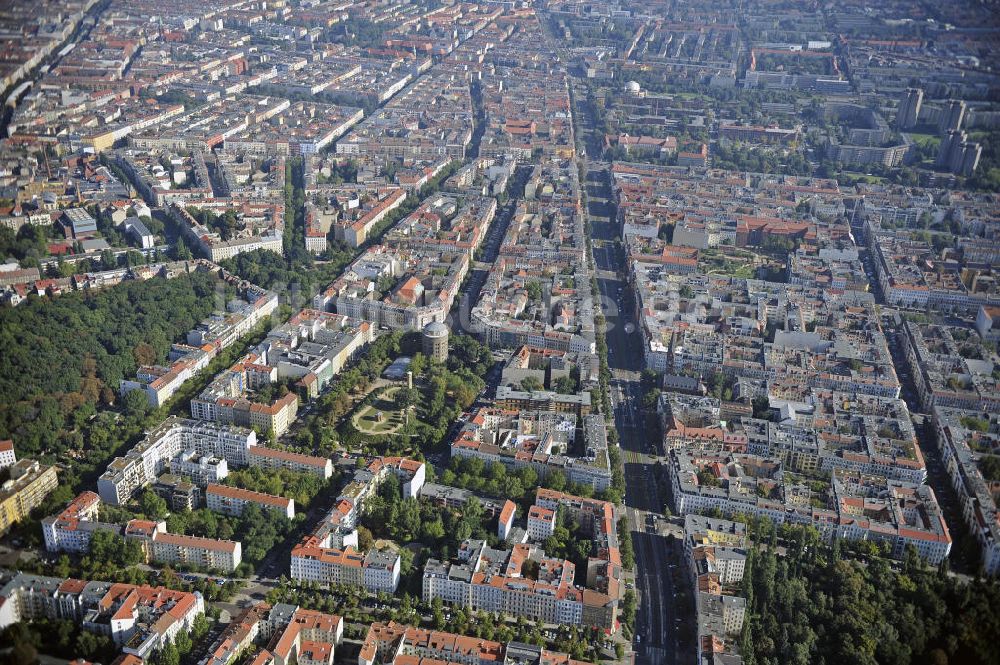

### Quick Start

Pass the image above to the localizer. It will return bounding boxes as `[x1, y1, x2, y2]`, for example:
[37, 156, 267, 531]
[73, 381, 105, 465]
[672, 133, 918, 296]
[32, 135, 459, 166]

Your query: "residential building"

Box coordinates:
[0, 459, 58, 534]
[199, 603, 270, 665]
[451, 408, 611, 491]
[527, 506, 556, 541]
[42, 491, 115, 554]
[0, 574, 204, 660]
[97, 418, 258, 506]
[896, 88, 923, 130]
[421, 539, 616, 631]
[932, 406, 1000, 575]
[668, 450, 952, 564]
[0, 441, 16, 469]
[498, 500, 516, 541]
[206, 484, 295, 519]
[248, 447, 333, 480]
[147, 531, 242, 573]
[975, 306, 1000, 342]
[289, 457, 424, 592]
[120, 267, 278, 408]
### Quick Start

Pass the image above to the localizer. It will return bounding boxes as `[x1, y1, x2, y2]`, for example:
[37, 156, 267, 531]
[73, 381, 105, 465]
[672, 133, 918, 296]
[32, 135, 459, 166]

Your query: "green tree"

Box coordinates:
[140, 489, 169, 519]
[5, 624, 38, 665]
[100, 249, 118, 270]
[154, 639, 180, 665]
[520, 376, 544, 392]
[422, 517, 446, 542]
[358, 525, 375, 552]
[545, 470, 567, 491]
[395, 387, 421, 411]
[191, 613, 210, 641]
[54, 554, 71, 577]
[432, 597, 445, 630]
[553, 374, 578, 394]
[621, 589, 637, 628]
[174, 629, 193, 656]
[752, 396, 771, 419]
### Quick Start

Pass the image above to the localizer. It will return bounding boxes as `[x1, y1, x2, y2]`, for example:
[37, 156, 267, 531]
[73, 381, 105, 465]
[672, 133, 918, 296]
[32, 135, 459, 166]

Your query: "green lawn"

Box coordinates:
[841, 171, 885, 184]
[907, 132, 941, 149]
[352, 386, 406, 435]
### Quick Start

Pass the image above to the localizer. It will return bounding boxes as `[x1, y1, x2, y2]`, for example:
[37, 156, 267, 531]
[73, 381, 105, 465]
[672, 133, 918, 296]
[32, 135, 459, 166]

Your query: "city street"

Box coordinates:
[581, 159, 689, 665]
[451, 165, 533, 336]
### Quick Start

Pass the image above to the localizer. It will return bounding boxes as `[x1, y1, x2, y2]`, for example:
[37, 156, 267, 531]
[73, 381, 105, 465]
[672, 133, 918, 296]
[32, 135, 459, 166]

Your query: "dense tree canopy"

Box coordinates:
[0, 224, 52, 266]
[165, 502, 299, 576]
[1, 619, 116, 665]
[223, 466, 329, 509]
[743, 527, 1000, 665]
[0, 272, 225, 457]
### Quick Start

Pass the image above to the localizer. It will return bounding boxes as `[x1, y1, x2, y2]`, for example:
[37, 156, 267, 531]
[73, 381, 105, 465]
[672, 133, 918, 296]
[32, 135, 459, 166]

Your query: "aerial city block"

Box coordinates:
[0, 0, 999, 664]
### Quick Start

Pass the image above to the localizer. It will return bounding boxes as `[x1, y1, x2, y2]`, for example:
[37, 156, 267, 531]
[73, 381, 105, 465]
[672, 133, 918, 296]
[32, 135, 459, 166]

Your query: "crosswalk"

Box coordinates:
[643, 646, 669, 664]
[616, 402, 638, 428]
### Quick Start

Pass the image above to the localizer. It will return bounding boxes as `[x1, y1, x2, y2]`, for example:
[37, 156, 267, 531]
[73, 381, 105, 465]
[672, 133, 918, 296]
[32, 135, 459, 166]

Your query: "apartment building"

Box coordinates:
[682, 516, 751, 664]
[664, 385, 927, 485]
[720, 123, 799, 145]
[0, 459, 58, 534]
[421, 539, 616, 631]
[471, 162, 595, 357]
[494, 387, 593, 416]
[198, 601, 344, 665]
[901, 321, 1000, 414]
[869, 225, 1000, 315]
[668, 450, 952, 564]
[359, 622, 503, 665]
[358, 620, 593, 665]
[129, 96, 290, 153]
[450, 408, 611, 491]
[265, 310, 375, 398]
[533, 488, 623, 600]
[41, 492, 244, 572]
[199, 603, 270, 665]
[335, 71, 473, 162]
[206, 484, 295, 519]
[289, 457, 424, 592]
[120, 269, 278, 408]
[42, 491, 116, 554]
[0, 441, 15, 468]
[498, 500, 516, 541]
[975, 305, 1000, 342]
[932, 406, 1000, 575]
[696, 593, 747, 638]
[97, 418, 258, 505]
[170, 202, 284, 263]
[0, 574, 203, 660]
[313, 244, 468, 331]
[303, 184, 407, 251]
[262, 606, 344, 665]
[222, 101, 363, 157]
[191, 311, 373, 438]
[247, 447, 333, 480]
[527, 506, 557, 541]
[195, 387, 299, 440]
[383, 194, 497, 260]
[148, 530, 242, 573]
[631, 271, 900, 399]
[153, 474, 202, 512]
[290, 544, 400, 593]
[170, 452, 229, 487]
[688, 537, 747, 587]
